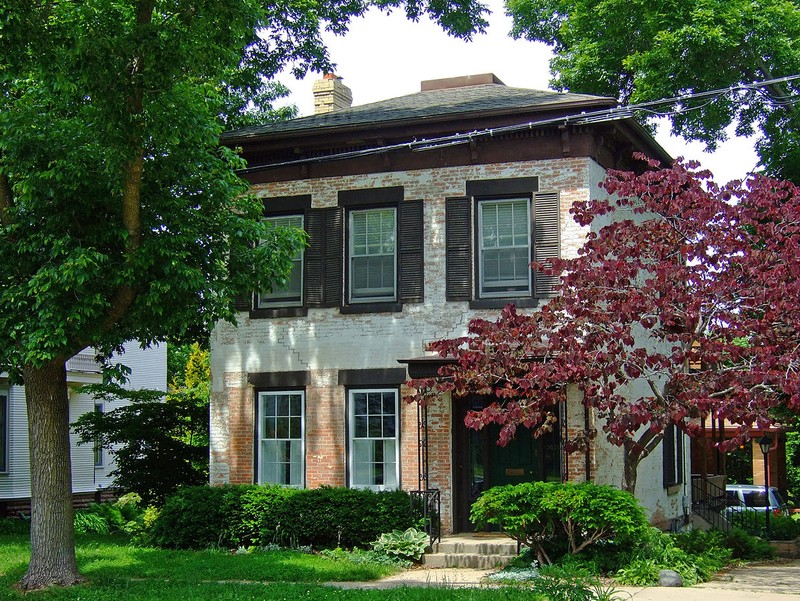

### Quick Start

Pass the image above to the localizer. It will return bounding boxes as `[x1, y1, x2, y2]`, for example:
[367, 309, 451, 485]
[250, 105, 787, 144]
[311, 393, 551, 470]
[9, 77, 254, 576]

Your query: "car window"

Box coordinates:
[743, 491, 768, 508]
[771, 490, 786, 507]
[725, 491, 742, 506]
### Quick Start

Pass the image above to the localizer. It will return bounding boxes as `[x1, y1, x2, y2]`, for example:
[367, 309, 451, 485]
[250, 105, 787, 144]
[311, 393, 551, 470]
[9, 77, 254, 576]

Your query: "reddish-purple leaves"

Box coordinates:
[406, 159, 800, 455]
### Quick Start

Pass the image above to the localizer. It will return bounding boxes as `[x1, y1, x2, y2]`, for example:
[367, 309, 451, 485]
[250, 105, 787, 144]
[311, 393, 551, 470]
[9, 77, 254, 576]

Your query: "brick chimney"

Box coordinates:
[312, 73, 353, 115]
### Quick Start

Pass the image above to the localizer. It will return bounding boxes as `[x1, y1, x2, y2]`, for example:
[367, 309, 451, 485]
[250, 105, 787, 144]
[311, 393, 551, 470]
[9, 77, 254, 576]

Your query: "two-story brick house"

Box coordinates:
[210, 73, 689, 533]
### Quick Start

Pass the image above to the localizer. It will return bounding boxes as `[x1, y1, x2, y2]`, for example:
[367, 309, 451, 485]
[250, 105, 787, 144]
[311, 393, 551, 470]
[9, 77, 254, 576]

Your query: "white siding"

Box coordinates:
[0, 341, 168, 501]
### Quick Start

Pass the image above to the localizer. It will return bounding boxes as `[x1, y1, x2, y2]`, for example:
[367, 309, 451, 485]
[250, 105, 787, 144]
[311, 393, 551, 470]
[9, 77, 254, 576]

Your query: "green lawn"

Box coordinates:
[0, 535, 538, 600]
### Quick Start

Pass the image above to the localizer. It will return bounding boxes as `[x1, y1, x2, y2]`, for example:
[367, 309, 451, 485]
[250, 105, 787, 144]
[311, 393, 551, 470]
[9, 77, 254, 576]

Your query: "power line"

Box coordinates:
[237, 74, 800, 174]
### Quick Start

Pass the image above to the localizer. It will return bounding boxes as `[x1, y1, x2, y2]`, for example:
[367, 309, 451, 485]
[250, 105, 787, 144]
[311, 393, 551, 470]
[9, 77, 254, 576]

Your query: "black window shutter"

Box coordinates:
[323, 207, 343, 307]
[533, 191, 561, 298]
[445, 197, 472, 301]
[663, 424, 678, 488]
[398, 200, 424, 303]
[233, 294, 253, 312]
[306, 207, 343, 307]
[305, 208, 325, 307]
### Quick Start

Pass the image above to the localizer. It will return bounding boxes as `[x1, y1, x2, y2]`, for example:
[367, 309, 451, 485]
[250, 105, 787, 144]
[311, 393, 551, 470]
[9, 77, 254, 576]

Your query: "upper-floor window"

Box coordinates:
[0, 390, 7, 473]
[239, 188, 424, 317]
[348, 207, 396, 303]
[478, 198, 532, 298]
[257, 215, 305, 308]
[257, 390, 304, 487]
[445, 177, 560, 309]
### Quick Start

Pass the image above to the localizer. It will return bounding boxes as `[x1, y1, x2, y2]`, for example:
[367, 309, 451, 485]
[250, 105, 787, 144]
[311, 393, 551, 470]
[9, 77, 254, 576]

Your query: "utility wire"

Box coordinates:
[237, 74, 800, 174]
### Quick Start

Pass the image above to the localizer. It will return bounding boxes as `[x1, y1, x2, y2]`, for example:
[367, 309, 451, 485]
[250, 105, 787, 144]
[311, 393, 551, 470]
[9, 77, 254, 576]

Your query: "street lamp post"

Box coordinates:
[758, 435, 772, 537]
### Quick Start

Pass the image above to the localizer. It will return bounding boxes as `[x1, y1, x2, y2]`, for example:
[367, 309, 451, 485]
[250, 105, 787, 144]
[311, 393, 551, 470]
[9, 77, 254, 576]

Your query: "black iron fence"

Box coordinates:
[691, 476, 731, 532]
[410, 489, 441, 546]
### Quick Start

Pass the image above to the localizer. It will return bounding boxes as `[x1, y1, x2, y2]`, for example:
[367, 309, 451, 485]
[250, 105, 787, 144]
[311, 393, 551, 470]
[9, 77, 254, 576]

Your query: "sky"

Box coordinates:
[276, 1, 760, 185]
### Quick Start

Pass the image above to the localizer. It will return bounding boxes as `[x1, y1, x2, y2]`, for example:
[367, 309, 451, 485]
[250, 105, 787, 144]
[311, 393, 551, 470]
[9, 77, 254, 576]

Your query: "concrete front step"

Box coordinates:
[422, 533, 518, 569]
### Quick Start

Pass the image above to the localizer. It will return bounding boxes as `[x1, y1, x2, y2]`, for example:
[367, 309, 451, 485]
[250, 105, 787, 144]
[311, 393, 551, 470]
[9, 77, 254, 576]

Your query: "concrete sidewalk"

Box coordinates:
[332, 560, 800, 598]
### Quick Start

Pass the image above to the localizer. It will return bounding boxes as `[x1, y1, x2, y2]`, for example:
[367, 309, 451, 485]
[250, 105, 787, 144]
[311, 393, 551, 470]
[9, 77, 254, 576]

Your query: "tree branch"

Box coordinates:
[0, 169, 13, 227]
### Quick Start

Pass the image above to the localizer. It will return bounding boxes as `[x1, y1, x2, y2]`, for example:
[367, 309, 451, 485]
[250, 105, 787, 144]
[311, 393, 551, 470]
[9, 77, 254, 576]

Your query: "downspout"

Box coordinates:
[584, 404, 591, 482]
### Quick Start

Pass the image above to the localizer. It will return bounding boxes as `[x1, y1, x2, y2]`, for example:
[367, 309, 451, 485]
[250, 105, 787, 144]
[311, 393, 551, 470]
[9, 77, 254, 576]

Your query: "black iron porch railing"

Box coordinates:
[410, 489, 441, 545]
[691, 475, 731, 532]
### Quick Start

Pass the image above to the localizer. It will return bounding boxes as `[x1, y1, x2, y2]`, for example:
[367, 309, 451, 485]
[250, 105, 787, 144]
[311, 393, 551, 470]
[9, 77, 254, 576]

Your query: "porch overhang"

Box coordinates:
[397, 356, 457, 380]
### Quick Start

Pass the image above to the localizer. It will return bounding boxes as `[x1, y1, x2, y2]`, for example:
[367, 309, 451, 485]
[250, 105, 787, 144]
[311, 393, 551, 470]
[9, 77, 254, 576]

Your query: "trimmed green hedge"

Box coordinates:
[151, 485, 415, 550]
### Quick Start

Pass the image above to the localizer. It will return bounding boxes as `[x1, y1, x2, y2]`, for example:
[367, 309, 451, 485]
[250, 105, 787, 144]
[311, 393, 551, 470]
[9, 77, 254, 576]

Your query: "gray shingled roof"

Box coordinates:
[223, 83, 615, 141]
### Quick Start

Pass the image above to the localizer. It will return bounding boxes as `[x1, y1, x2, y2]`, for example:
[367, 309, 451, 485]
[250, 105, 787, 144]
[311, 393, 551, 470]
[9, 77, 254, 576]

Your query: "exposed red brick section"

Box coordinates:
[227, 385, 254, 484]
[305, 384, 346, 487]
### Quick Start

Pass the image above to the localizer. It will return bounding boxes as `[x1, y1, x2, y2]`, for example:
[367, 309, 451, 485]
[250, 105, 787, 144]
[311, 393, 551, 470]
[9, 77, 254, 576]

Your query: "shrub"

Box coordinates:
[0, 517, 30, 534]
[372, 527, 428, 561]
[277, 487, 414, 549]
[151, 485, 415, 550]
[74, 511, 110, 535]
[721, 528, 775, 560]
[151, 485, 250, 549]
[470, 481, 649, 565]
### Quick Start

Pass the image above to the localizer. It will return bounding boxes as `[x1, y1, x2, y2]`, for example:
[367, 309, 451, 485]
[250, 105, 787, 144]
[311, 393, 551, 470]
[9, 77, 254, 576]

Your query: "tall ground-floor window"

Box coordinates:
[348, 388, 399, 490]
[257, 391, 304, 486]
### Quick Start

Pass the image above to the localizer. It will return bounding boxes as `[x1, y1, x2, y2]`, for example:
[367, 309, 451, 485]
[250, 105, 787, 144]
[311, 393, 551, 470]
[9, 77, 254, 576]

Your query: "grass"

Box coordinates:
[0, 535, 542, 600]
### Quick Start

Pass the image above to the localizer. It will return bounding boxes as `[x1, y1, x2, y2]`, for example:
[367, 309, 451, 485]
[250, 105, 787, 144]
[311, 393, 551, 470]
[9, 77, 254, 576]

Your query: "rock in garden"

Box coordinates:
[658, 569, 683, 587]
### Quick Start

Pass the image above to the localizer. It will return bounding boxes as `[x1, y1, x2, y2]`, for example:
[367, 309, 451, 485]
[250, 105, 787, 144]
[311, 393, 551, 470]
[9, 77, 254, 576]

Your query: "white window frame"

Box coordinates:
[0, 390, 8, 474]
[348, 207, 397, 303]
[257, 215, 305, 308]
[348, 388, 399, 491]
[477, 197, 532, 298]
[93, 402, 104, 468]
[257, 390, 305, 487]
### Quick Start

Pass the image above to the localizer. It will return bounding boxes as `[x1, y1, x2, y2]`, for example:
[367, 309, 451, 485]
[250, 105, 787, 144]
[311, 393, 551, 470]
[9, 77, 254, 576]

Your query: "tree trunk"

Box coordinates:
[18, 360, 84, 590]
[622, 440, 640, 494]
[622, 430, 664, 495]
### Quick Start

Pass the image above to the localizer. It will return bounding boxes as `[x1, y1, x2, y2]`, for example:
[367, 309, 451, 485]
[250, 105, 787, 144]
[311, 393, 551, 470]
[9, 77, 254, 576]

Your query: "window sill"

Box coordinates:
[468, 298, 539, 310]
[340, 302, 403, 314]
[249, 307, 308, 319]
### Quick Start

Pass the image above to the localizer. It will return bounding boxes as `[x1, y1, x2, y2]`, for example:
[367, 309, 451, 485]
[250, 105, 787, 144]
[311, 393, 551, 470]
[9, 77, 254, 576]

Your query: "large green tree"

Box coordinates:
[506, 0, 800, 181]
[0, 0, 486, 590]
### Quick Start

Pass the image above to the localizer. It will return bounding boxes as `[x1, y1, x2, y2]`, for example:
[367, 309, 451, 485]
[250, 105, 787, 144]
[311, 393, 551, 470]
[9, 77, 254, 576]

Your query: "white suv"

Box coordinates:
[724, 484, 789, 516]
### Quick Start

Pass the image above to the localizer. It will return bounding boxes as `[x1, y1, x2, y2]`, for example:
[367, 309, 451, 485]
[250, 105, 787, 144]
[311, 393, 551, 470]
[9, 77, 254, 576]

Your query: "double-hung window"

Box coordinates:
[445, 178, 560, 307]
[257, 391, 304, 486]
[0, 390, 7, 473]
[348, 389, 399, 490]
[258, 215, 305, 307]
[348, 208, 396, 303]
[478, 198, 532, 297]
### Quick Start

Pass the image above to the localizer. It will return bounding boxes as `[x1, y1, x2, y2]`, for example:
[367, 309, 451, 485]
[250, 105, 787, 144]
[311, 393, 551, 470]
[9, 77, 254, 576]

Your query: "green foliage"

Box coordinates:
[720, 528, 776, 559]
[151, 485, 415, 551]
[0, 518, 29, 535]
[727, 510, 800, 540]
[73, 493, 151, 538]
[614, 528, 722, 586]
[151, 485, 250, 549]
[470, 482, 648, 564]
[506, 0, 800, 182]
[73, 512, 110, 535]
[73, 383, 209, 505]
[319, 547, 411, 569]
[528, 569, 625, 601]
[787, 429, 800, 505]
[371, 528, 429, 561]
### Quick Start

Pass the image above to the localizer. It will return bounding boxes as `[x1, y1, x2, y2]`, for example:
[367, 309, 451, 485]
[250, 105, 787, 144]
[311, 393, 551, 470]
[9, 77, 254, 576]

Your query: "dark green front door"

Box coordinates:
[452, 397, 561, 532]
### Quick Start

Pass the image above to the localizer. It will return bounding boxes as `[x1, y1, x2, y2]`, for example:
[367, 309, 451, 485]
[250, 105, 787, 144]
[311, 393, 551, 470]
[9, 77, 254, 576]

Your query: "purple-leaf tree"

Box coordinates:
[406, 156, 800, 493]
